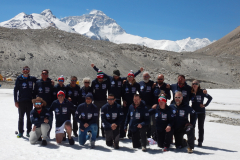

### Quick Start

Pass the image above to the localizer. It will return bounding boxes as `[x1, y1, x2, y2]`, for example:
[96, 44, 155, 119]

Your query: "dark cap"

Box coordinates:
[85, 93, 93, 100]
[113, 70, 120, 77]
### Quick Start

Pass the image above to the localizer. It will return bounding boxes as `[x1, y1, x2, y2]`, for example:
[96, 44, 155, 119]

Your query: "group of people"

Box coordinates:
[14, 64, 212, 153]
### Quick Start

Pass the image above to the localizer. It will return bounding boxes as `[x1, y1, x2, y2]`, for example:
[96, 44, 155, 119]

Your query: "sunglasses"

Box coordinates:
[107, 98, 115, 101]
[71, 80, 77, 82]
[128, 76, 133, 78]
[157, 79, 163, 80]
[35, 102, 42, 105]
[192, 83, 199, 85]
[175, 97, 181, 99]
[58, 80, 64, 82]
[23, 68, 30, 71]
[84, 82, 90, 83]
[58, 94, 64, 97]
[42, 73, 48, 75]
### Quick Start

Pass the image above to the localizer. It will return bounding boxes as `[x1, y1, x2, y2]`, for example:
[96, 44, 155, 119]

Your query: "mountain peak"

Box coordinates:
[89, 10, 105, 16]
[41, 9, 56, 19]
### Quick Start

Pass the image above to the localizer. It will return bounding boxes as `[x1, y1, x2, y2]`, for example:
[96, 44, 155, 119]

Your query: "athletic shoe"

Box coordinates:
[42, 140, 47, 146]
[62, 132, 66, 141]
[187, 147, 193, 153]
[142, 146, 147, 152]
[162, 147, 169, 152]
[68, 138, 74, 145]
[198, 142, 202, 147]
[90, 141, 95, 149]
[17, 133, 23, 138]
[73, 131, 78, 137]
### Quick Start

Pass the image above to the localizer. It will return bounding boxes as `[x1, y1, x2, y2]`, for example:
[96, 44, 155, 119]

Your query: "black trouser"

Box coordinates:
[105, 126, 120, 146]
[120, 105, 131, 138]
[146, 105, 152, 138]
[192, 113, 205, 143]
[94, 100, 106, 137]
[71, 107, 78, 133]
[156, 129, 173, 148]
[131, 126, 148, 148]
[18, 101, 33, 134]
[174, 125, 195, 149]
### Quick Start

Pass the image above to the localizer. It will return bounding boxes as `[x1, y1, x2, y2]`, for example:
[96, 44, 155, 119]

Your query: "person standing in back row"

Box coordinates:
[34, 70, 53, 138]
[14, 66, 37, 138]
[91, 63, 143, 105]
[121, 70, 140, 138]
[190, 80, 212, 147]
[91, 70, 110, 137]
[66, 76, 82, 137]
[53, 75, 66, 100]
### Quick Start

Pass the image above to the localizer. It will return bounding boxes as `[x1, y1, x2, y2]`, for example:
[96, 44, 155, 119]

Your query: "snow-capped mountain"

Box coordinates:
[0, 9, 213, 52]
[0, 9, 75, 33]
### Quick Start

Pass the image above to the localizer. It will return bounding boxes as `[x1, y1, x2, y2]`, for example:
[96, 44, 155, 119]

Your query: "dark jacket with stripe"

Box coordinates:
[139, 80, 154, 106]
[75, 102, 98, 130]
[124, 102, 150, 132]
[92, 66, 141, 100]
[30, 108, 50, 128]
[191, 89, 212, 113]
[170, 82, 191, 105]
[34, 78, 53, 108]
[66, 84, 81, 106]
[49, 99, 75, 127]
[153, 82, 171, 105]
[169, 103, 196, 130]
[149, 105, 174, 131]
[101, 102, 124, 130]
[14, 75, 37, 102]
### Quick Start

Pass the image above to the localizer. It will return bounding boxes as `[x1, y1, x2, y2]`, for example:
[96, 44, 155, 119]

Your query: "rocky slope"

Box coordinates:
[0, 26, 239, 89]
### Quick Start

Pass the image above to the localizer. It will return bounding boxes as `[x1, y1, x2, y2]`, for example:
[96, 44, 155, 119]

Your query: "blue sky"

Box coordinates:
[0, 0, 239, 41]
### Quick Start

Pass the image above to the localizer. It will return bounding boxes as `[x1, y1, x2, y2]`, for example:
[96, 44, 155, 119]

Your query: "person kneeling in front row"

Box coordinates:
[29, 97, 50, 146]
[75, 93, 98, 148]
[101, 94, 124, 149]
[150, 95, 174, 151]
[124, 94, 150, 152]
[49, 91, 75, 145]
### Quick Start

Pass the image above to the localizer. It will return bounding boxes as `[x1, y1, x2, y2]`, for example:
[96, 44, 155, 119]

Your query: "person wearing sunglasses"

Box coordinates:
[65, 76, 82, 137]
[149, 95, 174, 152]
[14, 66, 37, 138]
[29, 97, 50, 146]
[101, 94, 124, 149]
[153, 74, 171, 105]
[75, 93, 98, 148]
[91, 70, 111, 138]
[121, 70, 140, 139]
[81, 77, 93, 103]
[33, 69, 54, 138]
[53, 75, 66, 100]
[170, 91, 196, 153]
[91, 63, 143, 105]
[124, 94, 150, 152]
[190, 80, 212, 147]
[49, 91, 75, 145]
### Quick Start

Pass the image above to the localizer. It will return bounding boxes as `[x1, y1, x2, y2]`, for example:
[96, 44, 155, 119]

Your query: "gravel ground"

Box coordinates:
[206, 111, 240, 126]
